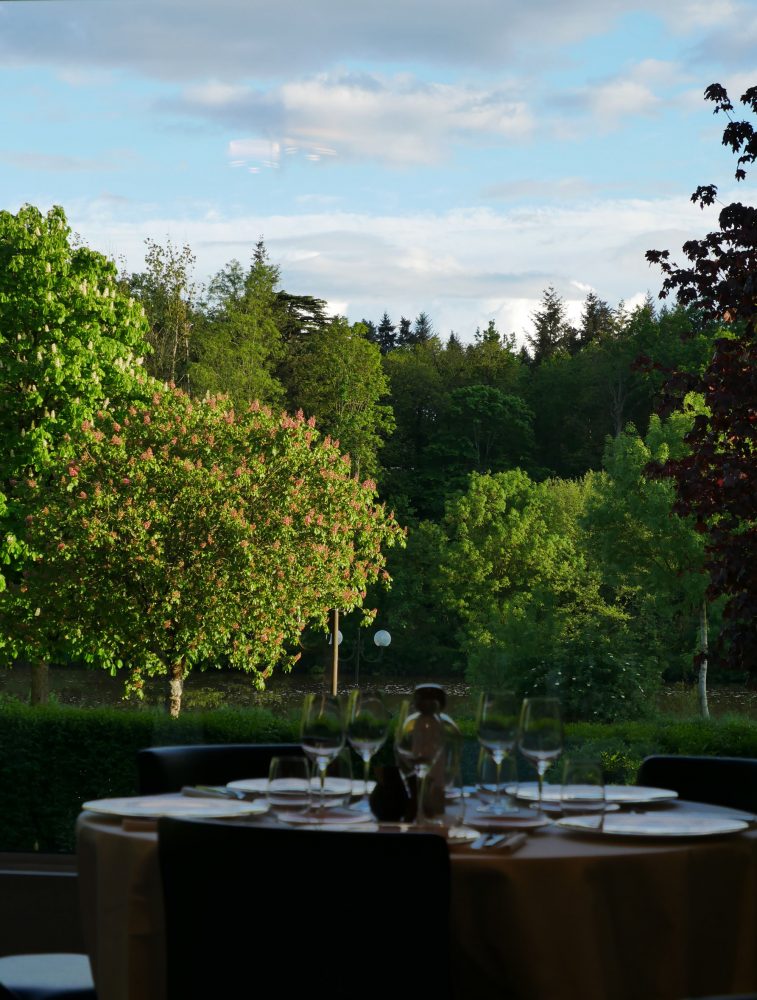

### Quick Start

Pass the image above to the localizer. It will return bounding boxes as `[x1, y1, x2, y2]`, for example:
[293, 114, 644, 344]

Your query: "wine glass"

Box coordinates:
[517, 697, 563, 817]
[300, 693, 345, 813]
[476, 747, 518, 814]
[347, 690, 390, 813]
[476, 691, 519, 814]
[394, 698, 445, 827]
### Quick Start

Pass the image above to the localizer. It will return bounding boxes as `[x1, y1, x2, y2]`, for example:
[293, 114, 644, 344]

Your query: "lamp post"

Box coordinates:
[328, 618, 392, 691]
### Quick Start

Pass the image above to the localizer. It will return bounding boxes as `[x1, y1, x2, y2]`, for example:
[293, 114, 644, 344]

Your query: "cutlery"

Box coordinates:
[470, 831, 528, 851]
[181, 785, 246, 800]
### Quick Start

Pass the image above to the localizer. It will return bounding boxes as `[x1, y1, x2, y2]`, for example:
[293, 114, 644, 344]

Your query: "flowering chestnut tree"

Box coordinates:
[20, 382, 403, 715]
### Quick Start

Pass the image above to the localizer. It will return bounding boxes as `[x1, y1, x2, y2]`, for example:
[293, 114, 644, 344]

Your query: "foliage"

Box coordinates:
[446, 471, 659, 721]
[646, 82, 757, 677]
[584, 409, 715, 681]
[188, 244, 285, 407]
[0, 203, 150, 665]
[19, 385, 404, 713]
[0, 700, 297, 852]
[129, 238, 196, 388]
[286, 317, 395, 479]
[526, 286, 572, 363]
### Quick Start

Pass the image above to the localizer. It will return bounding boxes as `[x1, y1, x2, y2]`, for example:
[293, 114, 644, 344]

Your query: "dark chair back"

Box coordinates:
[637, 755, 757, 812]
[137, 743, 300, 794]
[158, 818, 451, 1000]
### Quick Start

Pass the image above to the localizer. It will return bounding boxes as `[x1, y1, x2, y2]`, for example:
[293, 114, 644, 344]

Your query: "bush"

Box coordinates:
[0, 702, 297, 852]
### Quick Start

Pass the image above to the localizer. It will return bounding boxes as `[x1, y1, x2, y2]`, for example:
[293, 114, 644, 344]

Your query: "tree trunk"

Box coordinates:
[30, 660, 49, 706]
[698, 600, 710, 720]
[167, 660, 185, 719]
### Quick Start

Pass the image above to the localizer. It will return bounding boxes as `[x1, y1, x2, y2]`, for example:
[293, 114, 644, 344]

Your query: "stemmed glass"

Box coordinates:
[476, 691, 519, 815]
[517, 697, 563, 817]
[394, 698, 445, 827]
[300, 693, 345, 814]
[347, 690, 390, 813]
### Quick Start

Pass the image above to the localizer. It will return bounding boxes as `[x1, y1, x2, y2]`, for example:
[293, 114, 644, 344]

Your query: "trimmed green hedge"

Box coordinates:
[0, 700, 298, 852]
[1, 701, 755, 853]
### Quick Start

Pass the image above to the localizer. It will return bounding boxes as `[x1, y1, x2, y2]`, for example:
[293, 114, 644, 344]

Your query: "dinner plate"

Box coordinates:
[82, 794, 269, 820]
[556, 812, 749, 838]
[508, 783, 678, 805]
[467, 810, 551, 832]
[227, 777, 375, 797]
[280, 807, 375, 826]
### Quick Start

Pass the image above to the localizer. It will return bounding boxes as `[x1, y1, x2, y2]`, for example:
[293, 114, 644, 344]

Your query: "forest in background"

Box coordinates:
[125, 237, 725, 721]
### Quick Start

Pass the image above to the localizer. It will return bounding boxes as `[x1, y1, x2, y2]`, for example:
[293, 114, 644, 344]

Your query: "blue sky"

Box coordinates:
[1, 0, 756, 342]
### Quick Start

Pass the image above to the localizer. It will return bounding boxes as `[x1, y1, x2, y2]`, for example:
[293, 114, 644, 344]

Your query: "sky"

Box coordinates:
[1, 0, 756, 344]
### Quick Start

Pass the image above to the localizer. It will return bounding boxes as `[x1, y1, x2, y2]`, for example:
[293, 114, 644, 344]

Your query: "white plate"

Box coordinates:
[280, 807, 375, 826]
[82, 794, 269, 820]
[228, 777, 375, 797]
[468, 810, 551, 832]
[556, 812, 749, 838]
[508, 783, 678, 805]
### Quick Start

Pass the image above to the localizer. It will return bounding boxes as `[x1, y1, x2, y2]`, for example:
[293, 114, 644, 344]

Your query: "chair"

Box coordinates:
[637, 756, 757, 812]
[158, 817, 451, 1000]
[136, 742, 301, 794]
[0, 954, 95, 1000]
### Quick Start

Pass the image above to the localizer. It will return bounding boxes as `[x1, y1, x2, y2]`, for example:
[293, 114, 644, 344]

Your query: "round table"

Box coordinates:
[76, 800, 757, 1000]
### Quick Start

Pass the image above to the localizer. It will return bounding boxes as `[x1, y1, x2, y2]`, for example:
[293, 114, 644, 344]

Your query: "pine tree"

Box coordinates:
[396, 316, 413, 348]
[526, 286, 568, 363]
[376, 312, 397, 354]
[413, 311, 434, 344]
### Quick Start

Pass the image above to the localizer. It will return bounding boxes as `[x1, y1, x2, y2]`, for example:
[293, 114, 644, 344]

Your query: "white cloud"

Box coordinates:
[592, 79, 661, 123]
[194, 73, 534, 167]
[57, 189, 752, 345]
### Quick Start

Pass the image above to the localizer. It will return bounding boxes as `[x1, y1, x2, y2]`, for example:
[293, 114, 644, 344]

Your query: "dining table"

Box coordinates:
[76, 793, 757, 1000]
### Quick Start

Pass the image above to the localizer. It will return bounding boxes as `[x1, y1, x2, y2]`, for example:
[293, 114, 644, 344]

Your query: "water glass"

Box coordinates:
[266, 756, 311, 818]
[442, 743, 466, 828]
[561, 759, 605, 828]
[476, 748, 518, 814]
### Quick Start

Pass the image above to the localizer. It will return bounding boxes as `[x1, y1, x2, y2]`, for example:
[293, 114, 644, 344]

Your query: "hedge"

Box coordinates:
[1, 701, 755, 853]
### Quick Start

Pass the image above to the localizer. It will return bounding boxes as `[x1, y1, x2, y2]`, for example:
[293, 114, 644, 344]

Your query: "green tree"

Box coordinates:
[426, 385, 536, 500]
[438, 470, 641, 720]
[376, 312, 397, 354]
[381, 339, 446, 518]
[584, 410, 715, 715]
[526, 286, 570, 364]
[20, 386, 403, 716]
[0, 204, 150, 701]
[412, 312, 434, 344]
[188, 246, 284, 407]
[129, 238, 196, 388]
[286, 318, 394, 478]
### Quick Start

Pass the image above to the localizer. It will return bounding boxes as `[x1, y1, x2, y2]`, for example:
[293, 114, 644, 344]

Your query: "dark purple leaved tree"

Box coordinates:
[646, 83, 757, 683]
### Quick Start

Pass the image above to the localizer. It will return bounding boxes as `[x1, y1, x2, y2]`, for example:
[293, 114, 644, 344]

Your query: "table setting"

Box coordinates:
[75, 686, 757, 1000]
[81, 684, 756, 843]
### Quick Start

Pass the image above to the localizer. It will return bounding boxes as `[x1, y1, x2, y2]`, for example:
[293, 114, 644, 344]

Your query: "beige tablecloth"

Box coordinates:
[77, 802, 757, 1000]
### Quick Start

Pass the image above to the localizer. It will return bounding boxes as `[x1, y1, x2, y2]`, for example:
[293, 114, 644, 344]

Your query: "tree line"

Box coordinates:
[2, 81, 755, 721]
[120, 232, 726, 719]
